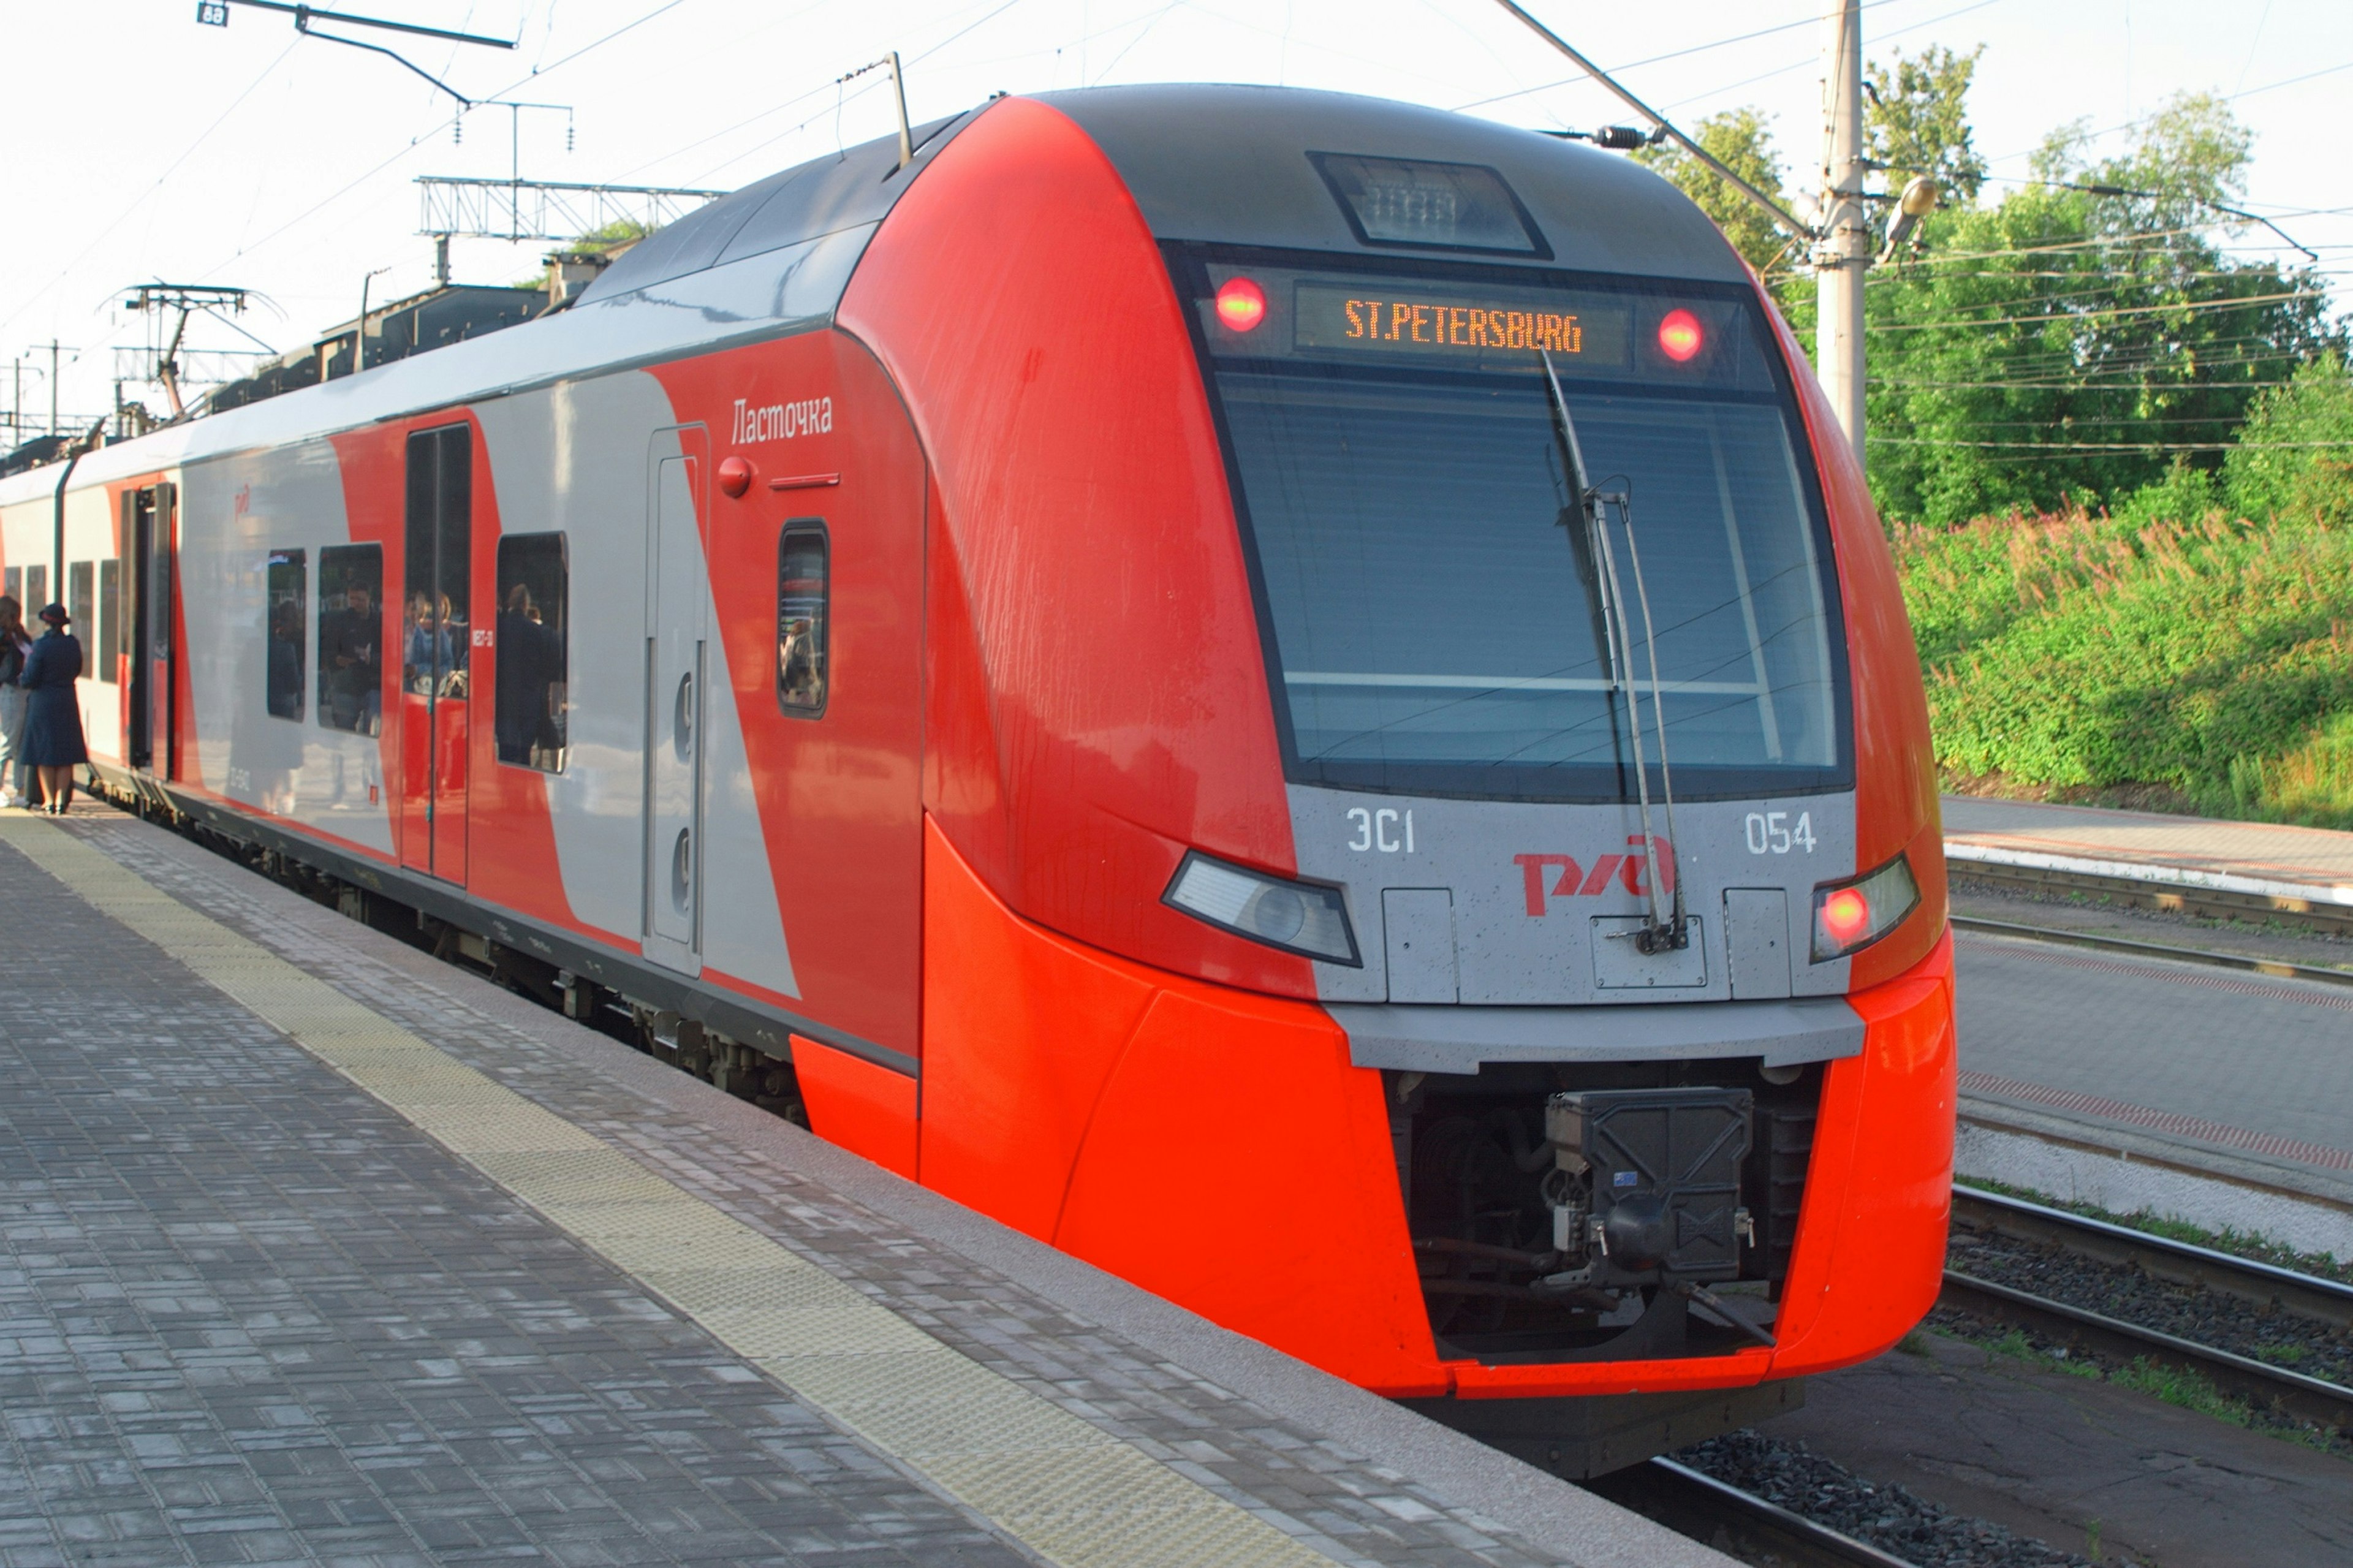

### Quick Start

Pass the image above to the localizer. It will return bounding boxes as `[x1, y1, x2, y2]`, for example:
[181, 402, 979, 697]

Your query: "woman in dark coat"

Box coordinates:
[19, 603, 88, 815]
[0, 596, 30, 808]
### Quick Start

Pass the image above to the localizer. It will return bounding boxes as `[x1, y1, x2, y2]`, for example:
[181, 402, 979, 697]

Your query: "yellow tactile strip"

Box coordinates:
[0, 822, 1338, 1568]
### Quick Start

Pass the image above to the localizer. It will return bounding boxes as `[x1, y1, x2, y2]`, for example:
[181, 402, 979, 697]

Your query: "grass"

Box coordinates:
[1895, 505, 2353, 828]
[2107, 1357, 2255, 1426]
[1941, 1320, 2347, 1454]
[1943, 1176, 2353, 1455]
[1894, 355, 2353, 827]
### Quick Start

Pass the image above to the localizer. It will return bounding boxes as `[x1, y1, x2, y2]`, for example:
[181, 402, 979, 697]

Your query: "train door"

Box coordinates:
[399, 425, 472, 882]
[120, 482, 176, 776]
[643, 429, 707, 975]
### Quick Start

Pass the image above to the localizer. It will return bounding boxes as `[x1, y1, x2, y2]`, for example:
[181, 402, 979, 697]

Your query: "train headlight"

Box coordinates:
[1656, 308, 1705, 362]
[1809, 853, 1920, 962]
[1164, 851, 1360, 965]
[1215, 276, 1268, 332]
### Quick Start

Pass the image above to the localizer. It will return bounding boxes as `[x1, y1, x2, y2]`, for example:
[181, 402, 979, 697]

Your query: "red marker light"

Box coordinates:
[1657, 308, 1704, 362]
[1820, 887, 1871, 945]
[1216, 276, 1268, 333]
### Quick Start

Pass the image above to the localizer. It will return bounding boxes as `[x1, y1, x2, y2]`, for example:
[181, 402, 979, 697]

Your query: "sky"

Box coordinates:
[2, 0, 2347, 434]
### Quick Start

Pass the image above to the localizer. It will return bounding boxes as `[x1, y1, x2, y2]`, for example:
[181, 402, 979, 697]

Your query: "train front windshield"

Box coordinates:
[1189, 257, 1849, 803]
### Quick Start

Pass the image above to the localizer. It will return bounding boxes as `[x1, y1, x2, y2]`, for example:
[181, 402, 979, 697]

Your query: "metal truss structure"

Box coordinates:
[417, 177, 727, 244]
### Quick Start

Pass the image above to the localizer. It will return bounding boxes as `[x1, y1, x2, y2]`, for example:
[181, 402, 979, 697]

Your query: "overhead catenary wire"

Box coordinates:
[1882, 412, 2304, 428]
[1860, 272, 2338, 312]
[1864, 344, 2336, 379]
[1882, 359, 2346, 392]
[0, 38, 301, 343]
[1648, 0, 2006, 115]
[1859, 211, 2353, 270]
[1868, 287, 2326, 332]
[1880, 337, 2342, 365]
[1483, 0, 1816, 240]
[1872, 377, 2317, 390]
[176, 0, 700, 290]
[1869, 266, 2353, 287]
[198, 0, 1027, 294]
[1982, 56, 2353, 169]
[628, 0, 1029, 186]
[1874, 437, 2353, 450]
[1451, 0, 1918, 113]
[18, 0, 2343, 433]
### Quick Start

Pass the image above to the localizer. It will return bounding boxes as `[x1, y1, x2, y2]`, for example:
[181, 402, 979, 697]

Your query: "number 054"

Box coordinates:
[1745, 811, 1814, 855]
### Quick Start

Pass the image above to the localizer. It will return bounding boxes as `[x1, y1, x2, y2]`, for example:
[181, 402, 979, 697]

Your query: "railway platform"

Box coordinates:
[1940, 796, 2353, 1254]
[0, 805, 1729, 1568]
[1942, 793, 2353, 907]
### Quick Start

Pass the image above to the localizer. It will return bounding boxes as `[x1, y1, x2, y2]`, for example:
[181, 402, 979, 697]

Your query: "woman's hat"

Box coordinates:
[36, 604, 67, 626]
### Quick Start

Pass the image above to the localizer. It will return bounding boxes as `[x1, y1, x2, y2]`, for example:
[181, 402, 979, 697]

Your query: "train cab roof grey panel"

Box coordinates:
[577, 111, 979, 305]
[1034, 83, 1748, 282]
[586, 83, 1749, 311]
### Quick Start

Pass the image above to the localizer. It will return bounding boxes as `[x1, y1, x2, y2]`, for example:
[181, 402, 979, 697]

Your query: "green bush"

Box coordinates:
[1899, 357, 2353, 825]
[2224, 355, 2353, 526]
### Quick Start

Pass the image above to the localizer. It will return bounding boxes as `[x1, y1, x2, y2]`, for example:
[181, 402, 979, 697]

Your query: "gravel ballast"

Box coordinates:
[1947, 1224, 2353, 1391]
[1671, 1430, 2104, 1567]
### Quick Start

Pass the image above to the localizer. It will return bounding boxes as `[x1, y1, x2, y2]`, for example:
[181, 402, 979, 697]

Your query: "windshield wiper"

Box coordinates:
[1540, 349, 1689, 954]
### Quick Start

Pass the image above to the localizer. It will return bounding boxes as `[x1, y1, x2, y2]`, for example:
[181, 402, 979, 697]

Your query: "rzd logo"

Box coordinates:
[1513, 839, 1675, 915]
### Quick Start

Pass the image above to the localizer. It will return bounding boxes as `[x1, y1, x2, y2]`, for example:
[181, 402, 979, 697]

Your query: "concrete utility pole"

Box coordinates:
[48, 339, 61, 438]
[1816, 0, 1869, 463]
[1489, 0, 1908, 479]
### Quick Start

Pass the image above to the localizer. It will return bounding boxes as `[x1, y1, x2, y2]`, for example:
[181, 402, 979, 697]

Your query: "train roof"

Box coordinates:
[1036, 84, 1744, 282]
[1, 85, 1741, 509]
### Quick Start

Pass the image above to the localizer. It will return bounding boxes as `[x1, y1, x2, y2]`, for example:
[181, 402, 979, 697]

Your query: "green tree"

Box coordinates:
[577, 218, 652, 254]
[1866, 44, 1988, 203]
[2036, 91, 2251, 228]
[1632, 107, 1800, 282]
[2218, 353, 2353, 525]
[1862, 91, 2338, 525]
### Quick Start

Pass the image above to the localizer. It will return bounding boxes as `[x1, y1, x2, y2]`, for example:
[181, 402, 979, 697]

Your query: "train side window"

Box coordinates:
[97, 561, 119, 684]
[317, 545, 384, 735]
[68, 563, 93, 675]
[25, 566, 45, 616]
[4, 567, 18, 604]
[776, 523, 828, 716]
[404, 425, 471, 699]
[265, 548, 307, 722]
[494, 532, 568, 771]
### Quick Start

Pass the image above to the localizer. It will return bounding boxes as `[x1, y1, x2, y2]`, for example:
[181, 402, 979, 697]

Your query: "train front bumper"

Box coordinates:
[919, 820, 1957, 1399]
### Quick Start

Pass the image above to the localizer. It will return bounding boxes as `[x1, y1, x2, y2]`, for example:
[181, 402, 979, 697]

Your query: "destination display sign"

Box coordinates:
[1290, 282, 1631, 370]
[1197, 264, 1768, 391]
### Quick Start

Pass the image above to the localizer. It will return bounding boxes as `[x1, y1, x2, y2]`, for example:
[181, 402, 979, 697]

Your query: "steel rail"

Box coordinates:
[1952, 914, 2353, 988]
[1953, 1186, 2353, 1330]
[1586, 1457, 1921, 1568]
[1944, 1189, 2353, 1431]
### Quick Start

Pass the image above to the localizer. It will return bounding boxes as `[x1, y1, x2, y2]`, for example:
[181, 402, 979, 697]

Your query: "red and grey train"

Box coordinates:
[0, 86, 1954, 1460]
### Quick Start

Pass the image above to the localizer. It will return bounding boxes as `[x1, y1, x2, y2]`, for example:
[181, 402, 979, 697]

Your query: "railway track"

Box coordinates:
[1944, 1186, 2353, 1433]
[1586, 1456, 1922, 1568]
